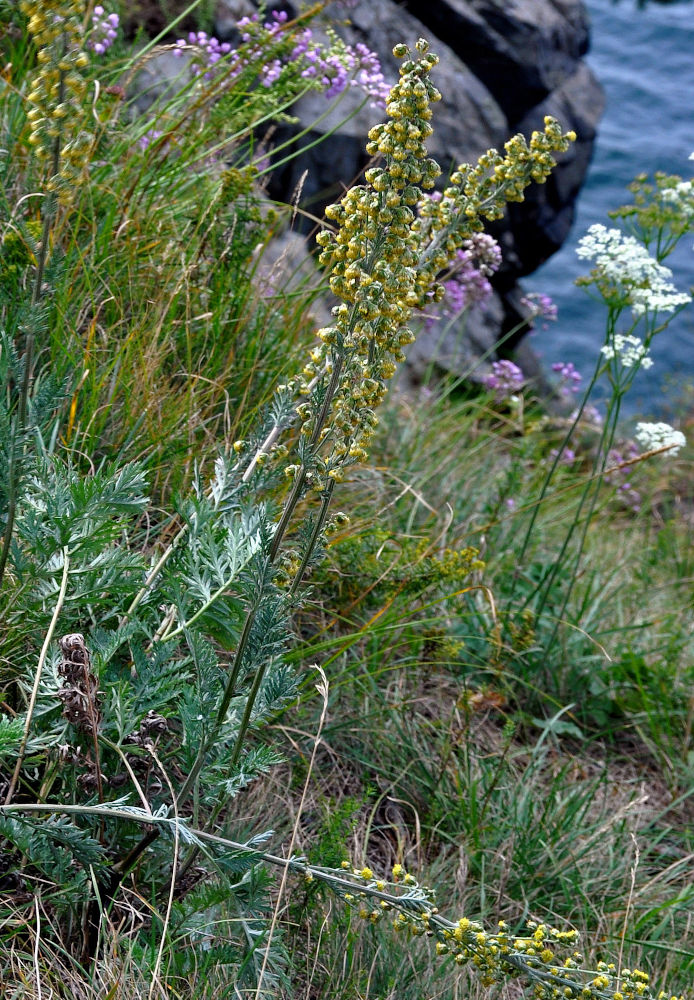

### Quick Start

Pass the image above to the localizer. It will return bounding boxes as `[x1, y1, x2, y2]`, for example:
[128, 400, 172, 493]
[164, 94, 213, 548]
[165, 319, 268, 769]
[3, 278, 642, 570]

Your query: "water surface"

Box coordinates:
[531, 0, 694, 416]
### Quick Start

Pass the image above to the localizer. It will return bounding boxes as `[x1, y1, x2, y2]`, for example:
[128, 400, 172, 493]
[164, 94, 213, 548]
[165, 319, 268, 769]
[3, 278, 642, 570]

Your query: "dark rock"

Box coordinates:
[506, 61, 605, 274]
[121, 0, 201, 41]
[403, 292, 507, 388]
[401, 0, 590, 125]
[214, 0, 260, 40]
[127, 49, 194, 117]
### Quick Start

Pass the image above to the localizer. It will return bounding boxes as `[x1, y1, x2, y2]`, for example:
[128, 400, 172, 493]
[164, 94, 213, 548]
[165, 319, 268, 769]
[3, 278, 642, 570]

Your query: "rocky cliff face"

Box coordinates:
[132, 0, 604, 384]
[214, 0, 605, 385]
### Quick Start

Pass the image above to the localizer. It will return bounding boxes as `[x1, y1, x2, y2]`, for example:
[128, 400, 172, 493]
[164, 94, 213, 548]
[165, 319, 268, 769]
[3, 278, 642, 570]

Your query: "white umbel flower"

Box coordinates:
[600, 334, 653, 369]
[576, 224, 691, 316]
[635, 421, 686, 455]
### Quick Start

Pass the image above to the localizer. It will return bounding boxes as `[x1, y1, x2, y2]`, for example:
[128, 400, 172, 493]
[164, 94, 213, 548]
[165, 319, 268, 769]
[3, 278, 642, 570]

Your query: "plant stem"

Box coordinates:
[290, 479, 335, 597]
[4, 548, 70, 805]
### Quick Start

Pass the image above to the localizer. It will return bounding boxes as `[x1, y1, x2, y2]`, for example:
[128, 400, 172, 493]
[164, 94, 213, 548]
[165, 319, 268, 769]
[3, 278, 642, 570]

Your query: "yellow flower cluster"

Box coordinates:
[296, 39, 442, 483]
[413, 117, 576, 306]
[325, 862, 684, 1000]
[21, 0, 92, 198]
[292, 39, 576, 492]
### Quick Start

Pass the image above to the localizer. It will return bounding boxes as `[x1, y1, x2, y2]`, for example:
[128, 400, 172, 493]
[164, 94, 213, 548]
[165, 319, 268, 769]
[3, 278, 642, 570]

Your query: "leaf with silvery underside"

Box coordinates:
[208, 453, 245, 512]
[15, 459, 148, 561]
[0, 713, 65, 758]
[98, 638, 185, 742]
[162, 506, 264, 641]
[129, 638, 189, 712]
[249, 662, 297, 725]
[0, 716, 24, 757]
[31, 547, 144, 608]
[220, 661, 297, 752]
[242, 591, 293, 670]
[87, 621, 142, 669]
[0, 814, 107, 875]
[218, 744, 285, 797]
[186, 629, 224, 715]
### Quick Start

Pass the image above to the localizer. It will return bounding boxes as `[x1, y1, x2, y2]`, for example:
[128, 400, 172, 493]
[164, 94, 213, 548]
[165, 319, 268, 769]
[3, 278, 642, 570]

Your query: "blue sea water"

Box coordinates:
[531, 0, 694, 417]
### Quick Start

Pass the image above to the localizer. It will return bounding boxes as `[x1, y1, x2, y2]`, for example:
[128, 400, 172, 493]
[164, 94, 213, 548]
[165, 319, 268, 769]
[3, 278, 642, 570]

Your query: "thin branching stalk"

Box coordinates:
[0, 800, 666, 1000]
[289, 480, 335, 596]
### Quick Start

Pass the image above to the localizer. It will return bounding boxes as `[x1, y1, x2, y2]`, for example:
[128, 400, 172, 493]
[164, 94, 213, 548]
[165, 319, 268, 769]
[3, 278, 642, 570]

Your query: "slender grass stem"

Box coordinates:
[4, 548, 70, 805]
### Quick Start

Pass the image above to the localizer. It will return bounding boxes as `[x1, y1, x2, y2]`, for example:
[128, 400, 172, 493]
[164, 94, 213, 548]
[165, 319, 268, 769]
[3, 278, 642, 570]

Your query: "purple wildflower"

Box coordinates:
[424, 234, 501, 331]
[551, 361, 582, 395]
[137, 128, 163, 151]
[261, 59, 283, 86]
[483, 360, 524, 399]
[570, 404, 603, 426]
[549, 447, 578, 466]
[522, 292, 558, 329]
[173, 12, 390, 107]
[174, 30, 232, 78]
[88, 5, 119, 54]
[300, 39, 390, 107]
[606, 443, 642, 513]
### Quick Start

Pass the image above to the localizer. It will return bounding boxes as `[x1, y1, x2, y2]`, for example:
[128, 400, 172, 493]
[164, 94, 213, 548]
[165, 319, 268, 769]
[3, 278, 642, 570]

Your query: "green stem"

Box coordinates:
[290, 480, 335, 597]
[539, 394, 623, 652]
[0, 801, 626, 1000]
[268, 353, 344, 563]
[4, 548, 70, 804]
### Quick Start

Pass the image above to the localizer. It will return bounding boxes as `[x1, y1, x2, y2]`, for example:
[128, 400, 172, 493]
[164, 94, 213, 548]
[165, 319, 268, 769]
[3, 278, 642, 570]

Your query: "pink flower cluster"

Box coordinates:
[174, 10, 390, 107]
[424, 233, 502, 331]
[483, 360, 524, 399]
[299, 40, 390, 106]
[552, 361, 582, 395]
[173, 30, 232, 78]
[88, 5, 119, 55]
[521, 292, 558, 328]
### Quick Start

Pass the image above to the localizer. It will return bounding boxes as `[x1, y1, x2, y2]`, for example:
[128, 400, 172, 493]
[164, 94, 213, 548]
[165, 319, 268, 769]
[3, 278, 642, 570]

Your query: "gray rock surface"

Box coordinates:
[402, 0, 590, 124]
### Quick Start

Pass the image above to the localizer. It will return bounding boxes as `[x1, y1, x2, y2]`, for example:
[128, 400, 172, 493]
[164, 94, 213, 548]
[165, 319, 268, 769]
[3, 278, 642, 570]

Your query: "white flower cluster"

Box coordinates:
[576, 224, 691, 316]
[635, 421, 686, 455]
[600, 333, 653, 369]
[659, 179, 694, 220]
